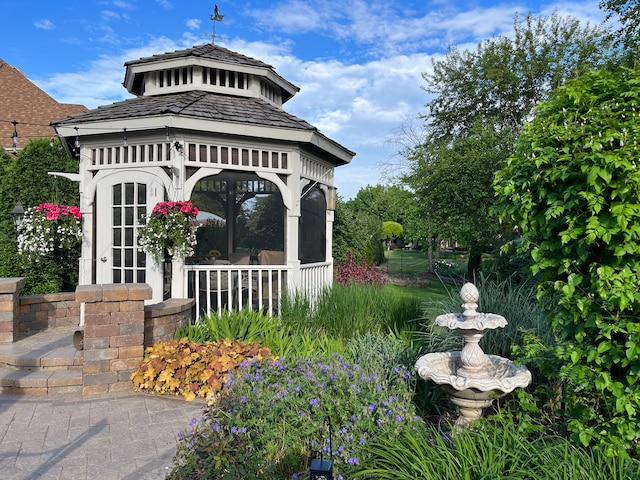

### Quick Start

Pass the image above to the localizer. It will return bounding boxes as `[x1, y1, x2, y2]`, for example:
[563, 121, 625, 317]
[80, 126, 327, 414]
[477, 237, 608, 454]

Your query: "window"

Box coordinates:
[299, 186, 326, 264]
[112, 182, 146, 284]
[190, 172, 284, 259]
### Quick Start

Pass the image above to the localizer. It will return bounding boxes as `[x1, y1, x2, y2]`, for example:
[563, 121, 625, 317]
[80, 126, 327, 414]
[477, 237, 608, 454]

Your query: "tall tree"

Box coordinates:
[423, 13, 613, 143]
[404, 12, 614, 278]
[406, 124, 514, 277]
[600, 0, 640, 58]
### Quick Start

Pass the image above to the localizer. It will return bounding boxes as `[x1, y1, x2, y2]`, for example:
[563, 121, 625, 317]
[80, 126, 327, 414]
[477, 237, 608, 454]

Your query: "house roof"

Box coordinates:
[0, 58, 87, 151]
[53, 89, 320, 131]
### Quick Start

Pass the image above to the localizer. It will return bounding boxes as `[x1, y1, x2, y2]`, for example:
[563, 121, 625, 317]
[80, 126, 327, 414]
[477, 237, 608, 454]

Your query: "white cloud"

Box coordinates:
[28, 0, 608, 201]
[101, 10, 129, 22]
[186, 19, 201, 31]
[34, 19, 55, 30]
[33, 36, 192, 108]
[155, 0, 173, 9]
[112, 0, 134, 9]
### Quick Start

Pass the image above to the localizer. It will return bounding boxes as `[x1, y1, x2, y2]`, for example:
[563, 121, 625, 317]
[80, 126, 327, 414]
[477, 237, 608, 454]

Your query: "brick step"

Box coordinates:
[0, 367, 82, 395]
[0, 327, 84, 395]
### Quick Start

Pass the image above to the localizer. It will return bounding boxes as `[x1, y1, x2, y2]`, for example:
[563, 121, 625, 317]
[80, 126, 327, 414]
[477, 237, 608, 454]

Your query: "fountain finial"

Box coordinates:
[460, 282, 479, 320]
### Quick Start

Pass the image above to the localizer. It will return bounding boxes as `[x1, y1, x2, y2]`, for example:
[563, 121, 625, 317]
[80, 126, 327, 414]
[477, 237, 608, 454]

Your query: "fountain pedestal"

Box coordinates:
[415, 283, 531, 430]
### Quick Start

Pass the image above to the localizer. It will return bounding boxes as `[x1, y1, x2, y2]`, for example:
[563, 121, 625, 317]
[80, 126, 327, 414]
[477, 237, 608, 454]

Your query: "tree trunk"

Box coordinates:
[466, 241, 482, 281]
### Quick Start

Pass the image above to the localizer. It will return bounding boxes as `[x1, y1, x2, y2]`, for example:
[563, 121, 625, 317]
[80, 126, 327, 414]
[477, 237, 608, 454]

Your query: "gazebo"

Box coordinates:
[53, 43, 354, 314]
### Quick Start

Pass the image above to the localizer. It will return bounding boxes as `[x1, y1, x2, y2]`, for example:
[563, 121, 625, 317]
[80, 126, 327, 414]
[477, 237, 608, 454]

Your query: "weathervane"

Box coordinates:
[207, 4, 225, 44]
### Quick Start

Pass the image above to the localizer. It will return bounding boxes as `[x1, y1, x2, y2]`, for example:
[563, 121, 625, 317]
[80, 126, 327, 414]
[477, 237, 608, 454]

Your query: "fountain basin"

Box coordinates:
[415, 351, 532, 428]
[416, 351, 532, 393]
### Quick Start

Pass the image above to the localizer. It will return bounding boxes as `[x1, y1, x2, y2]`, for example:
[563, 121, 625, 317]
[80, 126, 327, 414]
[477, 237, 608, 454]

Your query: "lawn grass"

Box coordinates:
[384, 249, 430, 275]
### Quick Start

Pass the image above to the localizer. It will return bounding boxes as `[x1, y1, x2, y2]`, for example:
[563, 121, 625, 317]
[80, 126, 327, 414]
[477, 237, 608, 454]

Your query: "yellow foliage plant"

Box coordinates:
[131, 337, 275, 401]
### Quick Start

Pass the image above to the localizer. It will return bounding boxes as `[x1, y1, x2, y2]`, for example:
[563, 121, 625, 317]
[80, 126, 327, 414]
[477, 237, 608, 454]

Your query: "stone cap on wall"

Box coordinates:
[144, 298, 195, 318]
[76, 284, 153, 303]
[0, 278, 25, 294]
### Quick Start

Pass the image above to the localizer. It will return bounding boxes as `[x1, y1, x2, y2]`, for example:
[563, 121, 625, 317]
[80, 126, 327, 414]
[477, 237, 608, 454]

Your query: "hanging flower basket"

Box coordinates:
[17, 203, 83, 260]
[138, 200, 199, 263]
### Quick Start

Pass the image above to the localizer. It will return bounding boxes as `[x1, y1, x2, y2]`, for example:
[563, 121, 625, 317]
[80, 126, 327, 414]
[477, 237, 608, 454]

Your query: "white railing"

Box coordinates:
[185, 264, 290, 318]
[299, 262, 332, 305]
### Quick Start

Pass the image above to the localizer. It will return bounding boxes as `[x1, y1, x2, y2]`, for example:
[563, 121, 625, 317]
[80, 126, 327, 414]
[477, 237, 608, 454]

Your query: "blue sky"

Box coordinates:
[1, 1, 606, 199]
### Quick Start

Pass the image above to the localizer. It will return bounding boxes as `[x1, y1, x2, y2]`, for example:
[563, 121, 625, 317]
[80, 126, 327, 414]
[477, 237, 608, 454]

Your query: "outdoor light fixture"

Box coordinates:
[73, 127, 80, 157]
[123, 128, 128, 146]
[326, 187, 337, 211]
[174, 141, 183, 153]
[10, 201, 25, 227]
[310, 416, 334, 480]
[11, 120, 18, 151]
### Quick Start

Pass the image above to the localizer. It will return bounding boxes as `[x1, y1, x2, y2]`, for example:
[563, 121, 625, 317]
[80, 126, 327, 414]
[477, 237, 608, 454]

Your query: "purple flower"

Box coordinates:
[348, 457, 359, 465]
[310, 398, 320, 407]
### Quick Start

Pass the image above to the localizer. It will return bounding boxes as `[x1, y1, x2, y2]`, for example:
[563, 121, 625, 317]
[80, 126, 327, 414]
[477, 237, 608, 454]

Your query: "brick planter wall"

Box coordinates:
[144, 298, 194, 348]
[76, 283, 152, 395]
[0, 278, 26, 343]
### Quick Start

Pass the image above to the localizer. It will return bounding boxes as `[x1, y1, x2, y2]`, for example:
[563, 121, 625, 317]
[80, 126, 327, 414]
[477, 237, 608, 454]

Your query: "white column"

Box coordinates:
[78, 146, 93, 286]
[287, 151, 302, 292]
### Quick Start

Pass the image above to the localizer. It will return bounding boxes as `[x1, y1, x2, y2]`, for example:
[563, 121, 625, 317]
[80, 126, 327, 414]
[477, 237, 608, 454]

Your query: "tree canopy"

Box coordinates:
[401, 12, 614, 277]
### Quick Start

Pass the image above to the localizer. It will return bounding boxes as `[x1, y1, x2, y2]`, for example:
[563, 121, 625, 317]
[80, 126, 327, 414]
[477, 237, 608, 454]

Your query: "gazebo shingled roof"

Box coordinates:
[124, 44, 272, 70]
[52, 90, 315, 131]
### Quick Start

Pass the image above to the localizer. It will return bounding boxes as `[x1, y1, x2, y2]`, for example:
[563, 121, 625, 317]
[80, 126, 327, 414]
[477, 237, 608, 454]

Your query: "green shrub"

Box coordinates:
[494, 67, 640, 455]
[176, 307, 346, 360]
[169, 353, 423, 479]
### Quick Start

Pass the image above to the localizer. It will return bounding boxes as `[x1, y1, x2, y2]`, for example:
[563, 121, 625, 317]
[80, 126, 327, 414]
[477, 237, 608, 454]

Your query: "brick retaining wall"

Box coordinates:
[0, 278, 195, 396]
[18, 292, 80, 338]
[76, 283, 152, 395]
[144, 298, 194, 347]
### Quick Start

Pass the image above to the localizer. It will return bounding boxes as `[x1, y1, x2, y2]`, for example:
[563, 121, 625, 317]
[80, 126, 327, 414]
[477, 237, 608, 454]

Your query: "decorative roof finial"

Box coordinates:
[208, 4, 225, 44]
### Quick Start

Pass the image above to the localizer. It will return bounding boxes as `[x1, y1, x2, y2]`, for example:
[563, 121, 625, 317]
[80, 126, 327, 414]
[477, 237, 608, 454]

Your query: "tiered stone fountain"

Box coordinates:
[415, 282, 532, 430]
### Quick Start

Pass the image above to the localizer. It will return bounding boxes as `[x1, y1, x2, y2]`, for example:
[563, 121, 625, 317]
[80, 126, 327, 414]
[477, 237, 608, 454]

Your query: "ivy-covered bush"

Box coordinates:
[494, 67, 640, 456]
[169, 353, 423, 479]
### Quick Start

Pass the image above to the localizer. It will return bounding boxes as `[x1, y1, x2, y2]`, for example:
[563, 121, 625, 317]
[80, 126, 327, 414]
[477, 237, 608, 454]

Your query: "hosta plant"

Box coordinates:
[137, 200, 199, 262]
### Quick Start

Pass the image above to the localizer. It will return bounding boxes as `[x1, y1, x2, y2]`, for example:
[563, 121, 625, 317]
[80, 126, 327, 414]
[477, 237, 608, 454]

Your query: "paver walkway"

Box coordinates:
[0, 392, 206, 479]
